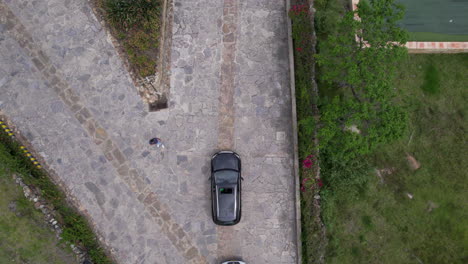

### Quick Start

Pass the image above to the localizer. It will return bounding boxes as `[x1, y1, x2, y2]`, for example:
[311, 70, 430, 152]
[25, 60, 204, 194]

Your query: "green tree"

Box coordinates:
[315, 0, 408, 183]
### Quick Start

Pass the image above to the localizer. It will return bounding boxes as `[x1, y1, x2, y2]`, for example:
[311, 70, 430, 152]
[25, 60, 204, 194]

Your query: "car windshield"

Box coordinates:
[214, 170, 238, 184]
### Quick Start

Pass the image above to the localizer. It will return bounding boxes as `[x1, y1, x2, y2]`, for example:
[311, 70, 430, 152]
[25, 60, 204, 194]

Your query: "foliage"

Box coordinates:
[98, 0, 161, 77]
[0, 130, 113, 264]
[314, 0, 347, 37]
[322, 53, 468, 264]
[289, 4, 316, 160]
[105, 0, 160, 31]
[421, 64, 440, 94]
[315, 0, 408, 177]
[289, 3, 327, 263]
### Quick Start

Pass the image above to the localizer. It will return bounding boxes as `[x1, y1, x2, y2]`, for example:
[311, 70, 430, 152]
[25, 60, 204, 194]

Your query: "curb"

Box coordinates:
[286, 1, 303, 263]
[0, 119, 42, 169]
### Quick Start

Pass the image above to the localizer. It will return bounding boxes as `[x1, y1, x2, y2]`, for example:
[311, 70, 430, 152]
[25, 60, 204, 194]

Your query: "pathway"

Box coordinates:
[0, 0, 297, 263]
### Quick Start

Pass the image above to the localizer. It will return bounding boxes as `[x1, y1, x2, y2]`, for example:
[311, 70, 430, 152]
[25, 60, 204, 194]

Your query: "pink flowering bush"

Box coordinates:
[300, 154, 323, 192]
[302, 154, 314, 169]
[289, 4, 309, 16]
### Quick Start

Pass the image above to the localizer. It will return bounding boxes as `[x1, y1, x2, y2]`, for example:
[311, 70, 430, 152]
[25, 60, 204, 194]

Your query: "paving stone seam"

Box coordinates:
[217, 0, 238, 151]
[0, 2, 206, 263]
[216, 0, 240, 260]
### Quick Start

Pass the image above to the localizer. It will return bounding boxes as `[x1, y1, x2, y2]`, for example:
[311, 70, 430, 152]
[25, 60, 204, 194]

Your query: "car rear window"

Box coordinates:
[219, 188, 233, 194]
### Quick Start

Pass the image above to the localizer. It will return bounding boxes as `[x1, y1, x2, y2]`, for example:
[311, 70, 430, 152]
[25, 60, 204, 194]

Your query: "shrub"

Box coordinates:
[315, 0, 408, 184]
[289, 4, 316, 160]
[314, 0, 346, 38]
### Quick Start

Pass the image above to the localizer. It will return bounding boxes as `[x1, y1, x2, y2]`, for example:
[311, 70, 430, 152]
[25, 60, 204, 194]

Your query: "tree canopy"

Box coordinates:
[315, 0, 408, 180]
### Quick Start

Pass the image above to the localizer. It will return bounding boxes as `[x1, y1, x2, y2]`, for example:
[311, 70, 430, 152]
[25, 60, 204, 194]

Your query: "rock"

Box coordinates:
[148, 95, 158, 102]
[345, 125, 361, 134]
[314, 195, 320, 200]
[33, 197, 38, 202]
[374, 169, 384, 184]
[23, 186, 31, 197]
[8, 201, 17, 212]
[406, 193, 414, 199]
[380, 168, 396, 175]
[427, 201, 439, 212]
[406, 154, 421, 170]
[375, 167, 396, 184]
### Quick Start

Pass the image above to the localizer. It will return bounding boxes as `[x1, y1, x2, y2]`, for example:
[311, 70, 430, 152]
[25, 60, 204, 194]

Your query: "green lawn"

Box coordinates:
[0, 148, 75, 264]
[322, 54, 468, 264]
[409, 32, 468, 42]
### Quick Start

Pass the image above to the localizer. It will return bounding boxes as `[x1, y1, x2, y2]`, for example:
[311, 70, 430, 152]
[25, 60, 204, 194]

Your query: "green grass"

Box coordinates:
[409, 32, 468, 42]
[96, 0, 162, 77]
[0, 154, 75, 263]
[321, 54, 468, 264]
[0, 128, 113, 264]
[421, 64, 440, 94]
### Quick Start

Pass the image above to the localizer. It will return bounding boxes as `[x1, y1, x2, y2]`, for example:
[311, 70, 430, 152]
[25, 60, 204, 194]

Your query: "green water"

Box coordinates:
[397, 0, 468, 40]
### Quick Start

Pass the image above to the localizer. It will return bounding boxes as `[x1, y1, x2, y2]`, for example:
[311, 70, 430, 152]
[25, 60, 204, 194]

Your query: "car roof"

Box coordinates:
[214, 170, 239, 184]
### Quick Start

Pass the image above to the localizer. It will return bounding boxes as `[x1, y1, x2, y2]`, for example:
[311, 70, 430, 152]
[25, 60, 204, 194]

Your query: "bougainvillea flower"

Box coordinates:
[317, 178, 324, 188]
[303, 159, 313, 168]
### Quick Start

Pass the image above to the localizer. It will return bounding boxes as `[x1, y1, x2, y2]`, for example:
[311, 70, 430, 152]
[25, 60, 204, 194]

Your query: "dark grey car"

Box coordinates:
[211, 151, 242, 226]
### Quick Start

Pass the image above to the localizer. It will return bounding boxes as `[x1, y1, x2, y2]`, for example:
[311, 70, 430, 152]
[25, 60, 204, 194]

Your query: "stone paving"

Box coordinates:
[0, 0, 297, 263]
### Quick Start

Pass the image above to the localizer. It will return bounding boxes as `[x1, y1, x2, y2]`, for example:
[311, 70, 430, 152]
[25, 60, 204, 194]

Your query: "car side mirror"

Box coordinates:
[241, 177, 244, 181]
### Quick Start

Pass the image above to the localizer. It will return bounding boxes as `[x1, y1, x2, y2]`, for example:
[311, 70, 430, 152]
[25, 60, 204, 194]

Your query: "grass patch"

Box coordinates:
[421, 64, 440, 94]
[0, 151, 75, 263]
[0, 128, 113, 264]
[408, 32, 468, 42]
[322, 54, 468, 264]
[95, 0, 162, 77]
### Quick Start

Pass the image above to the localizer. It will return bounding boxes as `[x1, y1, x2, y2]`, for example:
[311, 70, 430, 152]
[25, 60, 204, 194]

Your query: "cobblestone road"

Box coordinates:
[0, 0, 297, 263]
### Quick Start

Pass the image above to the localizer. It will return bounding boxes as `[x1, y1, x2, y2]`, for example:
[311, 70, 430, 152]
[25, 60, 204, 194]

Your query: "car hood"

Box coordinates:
[212, 153, 240, 171]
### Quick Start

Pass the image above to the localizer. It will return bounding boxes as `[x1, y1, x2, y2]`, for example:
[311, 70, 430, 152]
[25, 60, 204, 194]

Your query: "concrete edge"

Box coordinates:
[285, 1, 303, 263]
[152, 0, 174, 110]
